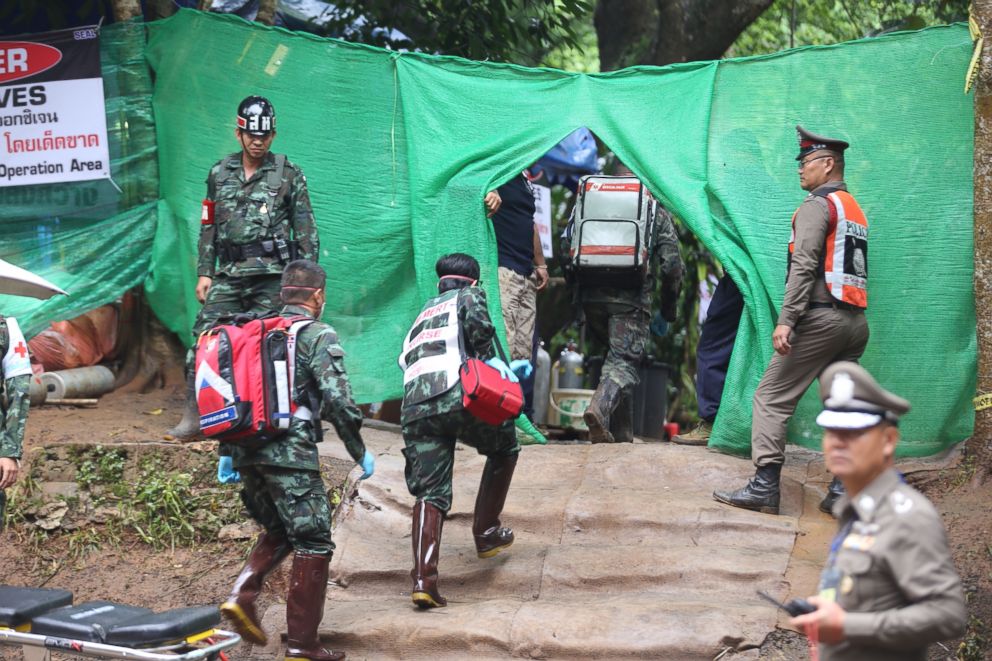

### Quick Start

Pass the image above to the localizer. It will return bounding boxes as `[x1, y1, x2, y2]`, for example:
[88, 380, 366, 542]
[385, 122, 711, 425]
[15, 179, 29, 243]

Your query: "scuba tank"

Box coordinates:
[556, 341, 584, 390]
[532, 343, 551, 424]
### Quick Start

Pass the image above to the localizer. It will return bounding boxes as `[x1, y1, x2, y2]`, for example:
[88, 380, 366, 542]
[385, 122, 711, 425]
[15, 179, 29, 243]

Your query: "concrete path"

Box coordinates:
[259, 426, 838, 660]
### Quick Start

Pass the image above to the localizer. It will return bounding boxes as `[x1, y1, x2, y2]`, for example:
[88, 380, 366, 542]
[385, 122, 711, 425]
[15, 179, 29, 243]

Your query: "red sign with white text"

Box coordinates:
[0, 26, 109, 187]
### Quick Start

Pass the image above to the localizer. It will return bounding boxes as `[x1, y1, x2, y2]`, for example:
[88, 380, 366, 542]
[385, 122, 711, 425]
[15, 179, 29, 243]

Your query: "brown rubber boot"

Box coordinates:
[284, 553, 345, 661]
[220, 532, 291, 645]
[167, 376, 200, 439]
[411, 500, 447, 609]
[584, 379, 621, 443]
[473, 454, 519, 558]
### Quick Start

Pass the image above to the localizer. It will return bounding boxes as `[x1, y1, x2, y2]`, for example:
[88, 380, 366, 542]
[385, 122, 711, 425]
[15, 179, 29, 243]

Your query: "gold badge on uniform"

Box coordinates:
[840, 575, 854, 595]
[842, 534, 876, 551]
[259, 203, 268, 214]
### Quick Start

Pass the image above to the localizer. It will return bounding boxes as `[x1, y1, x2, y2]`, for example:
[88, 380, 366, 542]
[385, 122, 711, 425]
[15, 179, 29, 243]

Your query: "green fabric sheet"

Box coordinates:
[1, 10, 975, 458]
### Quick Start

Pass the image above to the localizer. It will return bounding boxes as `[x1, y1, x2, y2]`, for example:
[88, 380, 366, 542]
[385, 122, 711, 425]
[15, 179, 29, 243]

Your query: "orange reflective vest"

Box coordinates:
[788, 188, 868, 308]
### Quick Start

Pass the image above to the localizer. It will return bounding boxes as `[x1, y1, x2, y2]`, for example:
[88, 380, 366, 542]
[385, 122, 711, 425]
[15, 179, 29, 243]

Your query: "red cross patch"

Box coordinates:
[13, 342, 27, 358]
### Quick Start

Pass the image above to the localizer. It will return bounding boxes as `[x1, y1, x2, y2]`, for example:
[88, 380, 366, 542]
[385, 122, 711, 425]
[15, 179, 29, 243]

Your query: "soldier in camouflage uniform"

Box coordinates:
[398, 253, 521, 609]
[0, 315, 32, 528]
[573, 164, 684, 443]
[219, 261, 372, 661]
[169, 96, 319, 438]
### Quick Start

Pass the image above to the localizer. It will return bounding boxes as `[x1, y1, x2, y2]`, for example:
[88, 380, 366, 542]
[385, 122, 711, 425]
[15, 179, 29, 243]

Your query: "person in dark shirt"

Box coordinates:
[484, 172, 548, 444]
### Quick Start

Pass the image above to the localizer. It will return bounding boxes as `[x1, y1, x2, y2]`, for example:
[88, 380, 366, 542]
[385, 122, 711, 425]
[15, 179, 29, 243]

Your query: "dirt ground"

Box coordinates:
[1, 380, 990, 660]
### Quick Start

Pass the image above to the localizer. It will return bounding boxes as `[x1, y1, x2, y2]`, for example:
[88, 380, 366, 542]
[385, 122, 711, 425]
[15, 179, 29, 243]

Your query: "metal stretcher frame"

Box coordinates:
[0, 626, 241, 660]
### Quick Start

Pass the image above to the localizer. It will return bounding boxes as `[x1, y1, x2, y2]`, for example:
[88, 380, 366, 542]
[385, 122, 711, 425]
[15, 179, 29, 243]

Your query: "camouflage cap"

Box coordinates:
[796, 125, 849, 161]
[816, 362, 910, 429]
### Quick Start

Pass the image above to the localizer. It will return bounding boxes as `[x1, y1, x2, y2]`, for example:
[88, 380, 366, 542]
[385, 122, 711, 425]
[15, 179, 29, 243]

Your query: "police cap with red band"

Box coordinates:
[236, 96, 276, 136]
[796, 124, 849, 161]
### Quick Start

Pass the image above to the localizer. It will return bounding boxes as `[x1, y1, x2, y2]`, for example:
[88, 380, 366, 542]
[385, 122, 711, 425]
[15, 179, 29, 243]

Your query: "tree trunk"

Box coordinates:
[144, 0, 178, 21]
[110, 0, 141, 22]
[972, 0, 992, 487]
[595, 0, 775, 70]
[255, 0, 277, 25]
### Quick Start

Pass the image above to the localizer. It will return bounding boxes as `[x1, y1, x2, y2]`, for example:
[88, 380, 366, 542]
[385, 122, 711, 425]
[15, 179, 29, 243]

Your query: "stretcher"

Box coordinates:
[0, 585, 240, 660]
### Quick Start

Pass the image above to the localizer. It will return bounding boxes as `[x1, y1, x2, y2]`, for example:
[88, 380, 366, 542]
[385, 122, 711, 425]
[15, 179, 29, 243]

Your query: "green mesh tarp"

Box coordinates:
[1, 10, 973, 458]
[0, 20, 158, 338]
[145, 11, 974, 457]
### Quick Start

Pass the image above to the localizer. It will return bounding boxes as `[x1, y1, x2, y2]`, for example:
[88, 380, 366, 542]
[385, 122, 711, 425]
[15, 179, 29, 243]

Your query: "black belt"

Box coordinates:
[237, 242, 276, 259]
[219, 239, 298, 263]
[809, 301, 862, 312]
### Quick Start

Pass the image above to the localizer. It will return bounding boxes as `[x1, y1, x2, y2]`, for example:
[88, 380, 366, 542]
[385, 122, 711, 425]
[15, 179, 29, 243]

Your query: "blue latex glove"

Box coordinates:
[217, 456, 241, 484]
[509, 359, 533, 381]
[359, 452, 375, 480]
[485, 357, 519, 383]
[650, 312, 670, 337]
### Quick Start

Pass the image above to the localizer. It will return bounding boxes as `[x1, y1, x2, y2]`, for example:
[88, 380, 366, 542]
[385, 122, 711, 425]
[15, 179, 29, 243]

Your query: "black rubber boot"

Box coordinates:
[712, 464, 782, 514]
[167, 376, 200, 439]
[819, 477, 845, 516]
[473, 454, 518, 558]
[584, 379, 622, 443]
[610, 388, 634, 443]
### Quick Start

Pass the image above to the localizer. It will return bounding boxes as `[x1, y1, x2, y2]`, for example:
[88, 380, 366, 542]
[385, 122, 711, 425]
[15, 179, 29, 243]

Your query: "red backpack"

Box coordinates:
[194, 314, 314, 443]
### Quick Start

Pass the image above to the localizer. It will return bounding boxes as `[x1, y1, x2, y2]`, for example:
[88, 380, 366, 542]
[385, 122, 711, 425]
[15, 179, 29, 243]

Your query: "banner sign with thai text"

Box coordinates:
[0, 26, 110, 187]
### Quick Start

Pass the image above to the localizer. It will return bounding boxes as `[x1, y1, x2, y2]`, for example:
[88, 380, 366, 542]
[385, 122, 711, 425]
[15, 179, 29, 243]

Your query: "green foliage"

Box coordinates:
[123, 455, 242, 551]
[66, 527, 106, 564]
[732, 0, 969, 57]
[541, 14, 600, 72]
[306, 0, 595, 65]
[957, 615, 989, 661]
[1, 470, 40, 529]
[74, 446, 128, 496]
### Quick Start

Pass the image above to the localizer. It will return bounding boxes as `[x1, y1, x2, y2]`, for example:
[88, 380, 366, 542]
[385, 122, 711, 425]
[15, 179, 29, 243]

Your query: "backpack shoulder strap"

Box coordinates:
[264, 154, 289, 230]
[267, 153, 287, 190]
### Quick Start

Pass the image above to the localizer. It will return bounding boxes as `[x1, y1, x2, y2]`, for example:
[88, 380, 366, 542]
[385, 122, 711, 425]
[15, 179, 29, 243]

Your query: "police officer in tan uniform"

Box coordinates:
[790, 362, 966, 660]
[714, 126, 869, 515]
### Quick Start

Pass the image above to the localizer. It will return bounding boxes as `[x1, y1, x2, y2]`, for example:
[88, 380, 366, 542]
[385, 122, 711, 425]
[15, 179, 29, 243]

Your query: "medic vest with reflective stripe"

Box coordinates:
[788, 188, 868, 309]
[398, 289, 463, 406]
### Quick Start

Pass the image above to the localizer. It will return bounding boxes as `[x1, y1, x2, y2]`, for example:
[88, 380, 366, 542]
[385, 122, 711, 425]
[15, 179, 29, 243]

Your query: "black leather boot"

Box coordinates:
[819, 477, 845, 515]
[220, 531, 291, 645]
[284, 553, 345, 661]
[473, 454, 518, 558]
[584, 379, 622, 443]
[411, 500, 447, 609]
[712, 464, 782, 514]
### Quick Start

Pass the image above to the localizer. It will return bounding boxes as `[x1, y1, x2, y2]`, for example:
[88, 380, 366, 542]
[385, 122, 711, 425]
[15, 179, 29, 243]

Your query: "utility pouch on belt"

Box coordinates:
[275, 238, 291, 263]
[455, 301, 523, 425]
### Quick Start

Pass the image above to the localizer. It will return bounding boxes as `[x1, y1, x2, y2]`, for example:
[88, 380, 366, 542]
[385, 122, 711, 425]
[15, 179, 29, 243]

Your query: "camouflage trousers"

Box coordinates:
[239, 465, 333, 556]
[584, 302, 650, 391]
[185, 274, 283, 375]
[402, 409, 519, 513]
